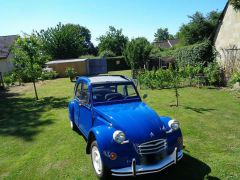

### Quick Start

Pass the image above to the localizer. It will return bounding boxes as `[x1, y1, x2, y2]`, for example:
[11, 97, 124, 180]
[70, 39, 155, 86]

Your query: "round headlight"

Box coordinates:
[113, 130, 126, 144]
[168, 120, 180, 131]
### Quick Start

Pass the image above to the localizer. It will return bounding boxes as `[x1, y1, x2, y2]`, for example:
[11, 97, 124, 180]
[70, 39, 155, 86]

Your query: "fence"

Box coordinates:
[88, 58, 107, 75]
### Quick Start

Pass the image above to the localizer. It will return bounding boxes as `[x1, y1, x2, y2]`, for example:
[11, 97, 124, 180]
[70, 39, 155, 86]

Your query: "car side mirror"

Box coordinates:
[143, 94, 148, 99]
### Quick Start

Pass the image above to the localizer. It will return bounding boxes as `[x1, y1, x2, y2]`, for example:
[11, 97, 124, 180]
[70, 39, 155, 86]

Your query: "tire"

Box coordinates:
[70, 120, 77, 131]
[90, 141, 110, 179]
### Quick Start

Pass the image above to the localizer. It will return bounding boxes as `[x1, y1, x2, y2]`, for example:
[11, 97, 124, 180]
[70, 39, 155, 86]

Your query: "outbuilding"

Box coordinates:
[45, 58, 107, 77]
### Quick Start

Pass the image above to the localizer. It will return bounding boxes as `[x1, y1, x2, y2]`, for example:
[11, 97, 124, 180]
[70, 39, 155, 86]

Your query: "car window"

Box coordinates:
[75, 83, 90, 105]
[92, 83, 138, 102]
[75, 84, 81, 98]
[80, 83, 89, 105]
[126, 84, 137, 96]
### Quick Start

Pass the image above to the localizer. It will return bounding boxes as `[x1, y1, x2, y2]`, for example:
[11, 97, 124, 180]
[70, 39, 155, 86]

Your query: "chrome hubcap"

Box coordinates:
[91, 146, 102, 175]
[70, 121, 73, 129]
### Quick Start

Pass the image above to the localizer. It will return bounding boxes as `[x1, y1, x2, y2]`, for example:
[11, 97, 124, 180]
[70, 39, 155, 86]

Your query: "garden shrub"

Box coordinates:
[65, 67, 77, 82]
[229, 71, 240, 86]
[138, 69, 174, 89]
[3, 73, 14, 87]
[41, 70, 58, 80]
[203, 62, 223, 86]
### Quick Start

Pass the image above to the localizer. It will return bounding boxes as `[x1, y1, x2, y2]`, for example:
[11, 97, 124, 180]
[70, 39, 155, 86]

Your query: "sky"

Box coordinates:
[1, 0, 227, 45]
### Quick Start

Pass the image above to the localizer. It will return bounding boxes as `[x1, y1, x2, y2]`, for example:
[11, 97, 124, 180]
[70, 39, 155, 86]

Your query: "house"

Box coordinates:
[45, 58, 107, 77]
[153, 39, 179, 49]
[214, 2, 240, 75]
[150, 39, 179, 69]
[0, 35, 18, 75]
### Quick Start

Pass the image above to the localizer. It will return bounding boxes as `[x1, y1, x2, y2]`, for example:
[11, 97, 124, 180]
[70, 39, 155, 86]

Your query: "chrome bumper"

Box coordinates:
[111, 148, 183, 176]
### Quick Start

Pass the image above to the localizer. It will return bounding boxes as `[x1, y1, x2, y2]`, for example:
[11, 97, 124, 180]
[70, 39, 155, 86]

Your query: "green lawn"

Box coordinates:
[0, 70, 240, 180]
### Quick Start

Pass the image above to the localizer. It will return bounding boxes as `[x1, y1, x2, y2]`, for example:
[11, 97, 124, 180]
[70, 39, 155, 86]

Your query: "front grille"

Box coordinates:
[137, 139, 167, 155]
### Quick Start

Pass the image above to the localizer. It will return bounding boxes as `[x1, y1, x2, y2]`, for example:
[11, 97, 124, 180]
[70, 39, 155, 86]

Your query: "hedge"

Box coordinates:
[174, 41, 216, 67]
[106, 56, 130, 71]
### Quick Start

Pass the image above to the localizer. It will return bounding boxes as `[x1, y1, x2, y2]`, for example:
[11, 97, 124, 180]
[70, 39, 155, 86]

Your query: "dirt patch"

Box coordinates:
[7, 81, 47, 95]
[42, 160, 69, 174]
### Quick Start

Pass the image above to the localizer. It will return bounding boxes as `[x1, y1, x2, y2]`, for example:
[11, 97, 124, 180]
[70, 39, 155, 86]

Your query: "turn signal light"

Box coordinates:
[109, 152, 117, 160]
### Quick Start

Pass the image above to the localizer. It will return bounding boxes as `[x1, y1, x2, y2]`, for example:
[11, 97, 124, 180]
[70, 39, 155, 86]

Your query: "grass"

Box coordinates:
[0, 70, 240, 180]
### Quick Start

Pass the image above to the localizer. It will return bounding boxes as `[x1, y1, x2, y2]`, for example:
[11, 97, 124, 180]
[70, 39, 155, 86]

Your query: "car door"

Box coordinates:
[78, 82, 92, 137]
[73, 83, 82, 130]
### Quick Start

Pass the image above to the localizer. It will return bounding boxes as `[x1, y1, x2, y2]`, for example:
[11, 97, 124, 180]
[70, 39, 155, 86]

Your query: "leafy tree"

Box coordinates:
[154, 28, 174, 41]
[229, 0, 240, 10]
[124, 37, 152, 71]
[178, 11, 221, 45]
[12, 35, 50, 100]
[38, 23, 93, 59]
[97, 26, 128, 56]
[99, 50, 116, 57]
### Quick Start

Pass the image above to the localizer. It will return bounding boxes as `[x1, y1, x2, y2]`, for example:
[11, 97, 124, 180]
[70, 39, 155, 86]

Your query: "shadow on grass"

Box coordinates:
[184, 106, 216, 114]
[113, 153, 220, 180]
[0, 91, 68, 141]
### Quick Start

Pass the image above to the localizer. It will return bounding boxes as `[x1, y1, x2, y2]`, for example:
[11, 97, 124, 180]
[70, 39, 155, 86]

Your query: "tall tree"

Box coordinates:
[124, 37, 152, 71]
[38, 23, 93, 59]
[12, 35, 50, 100]
[154, 28, 174, 41]
[97, 26, 128, 56]
[178, 11, 221, 45]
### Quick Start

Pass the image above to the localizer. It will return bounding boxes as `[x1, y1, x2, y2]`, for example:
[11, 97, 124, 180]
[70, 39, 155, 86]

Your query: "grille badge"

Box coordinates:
[150, 132, 155, 137]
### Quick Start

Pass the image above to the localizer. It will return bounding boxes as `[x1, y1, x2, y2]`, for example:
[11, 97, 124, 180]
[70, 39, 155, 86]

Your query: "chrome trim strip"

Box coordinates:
[139, 141, 167, 148]
[138, 139, 167, 155]
[140, 144, 167, 151]
[139, 147, 167, 155]
[140, 138, 166, 146]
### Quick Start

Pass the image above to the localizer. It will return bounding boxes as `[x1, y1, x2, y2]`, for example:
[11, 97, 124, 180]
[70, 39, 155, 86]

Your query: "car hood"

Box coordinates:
[94, 102, 166, 144]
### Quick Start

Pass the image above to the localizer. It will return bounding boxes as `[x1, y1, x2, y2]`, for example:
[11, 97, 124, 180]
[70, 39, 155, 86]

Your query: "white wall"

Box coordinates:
[214, 4, 240, 66]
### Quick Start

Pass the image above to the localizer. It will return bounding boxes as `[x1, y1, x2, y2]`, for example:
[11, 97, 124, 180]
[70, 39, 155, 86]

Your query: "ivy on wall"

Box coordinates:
[174, 41, 216, 67]
[229, 0, 240, 10]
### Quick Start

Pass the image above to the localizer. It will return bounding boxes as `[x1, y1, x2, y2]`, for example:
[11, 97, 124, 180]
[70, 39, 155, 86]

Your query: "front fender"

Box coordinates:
[87, 125, 137, 169]
[160, 116, 183, 152]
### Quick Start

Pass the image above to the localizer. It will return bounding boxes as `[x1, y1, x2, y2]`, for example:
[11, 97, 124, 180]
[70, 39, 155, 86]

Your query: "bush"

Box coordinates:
[3, 73, 15, 87]
[229, 72, 240, 86]
[138, 69, 174, 89]
[65, 67, 76, 82]
[174, 41, 216, 67]
[41, 70, 58, 80]
[99, 50, 116, 57]
[203, 62, 222, 86]
[106, 56, 130, 71]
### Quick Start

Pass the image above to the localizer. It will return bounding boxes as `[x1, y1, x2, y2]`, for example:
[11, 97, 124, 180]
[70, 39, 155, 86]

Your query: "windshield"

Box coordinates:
[92, 83, 139, 103]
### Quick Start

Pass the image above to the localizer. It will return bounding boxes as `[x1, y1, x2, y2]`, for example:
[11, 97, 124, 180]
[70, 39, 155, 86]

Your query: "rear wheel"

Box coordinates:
[91, 141, 110, 179]
[70, 120, 77, 131]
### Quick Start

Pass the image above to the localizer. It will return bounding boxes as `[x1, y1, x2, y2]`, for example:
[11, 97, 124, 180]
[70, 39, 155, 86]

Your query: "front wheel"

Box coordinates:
[91, 141, 110, 179]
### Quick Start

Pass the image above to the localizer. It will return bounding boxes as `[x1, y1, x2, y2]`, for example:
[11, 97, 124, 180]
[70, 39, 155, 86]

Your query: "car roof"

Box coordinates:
[77, 75, 130, 85]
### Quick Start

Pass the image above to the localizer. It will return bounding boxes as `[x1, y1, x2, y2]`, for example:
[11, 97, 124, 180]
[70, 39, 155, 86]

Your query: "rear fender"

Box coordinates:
[68, 100, 75, 122]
